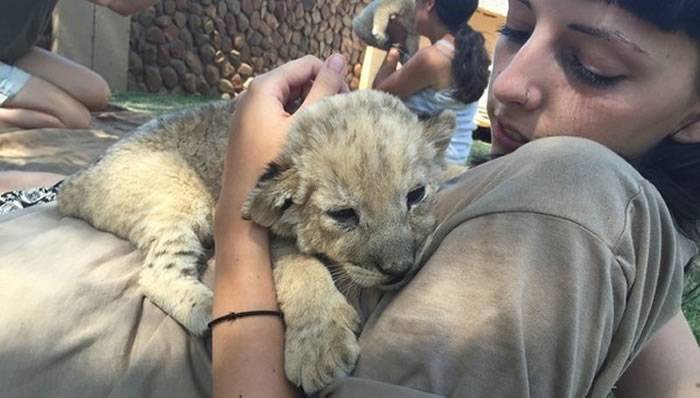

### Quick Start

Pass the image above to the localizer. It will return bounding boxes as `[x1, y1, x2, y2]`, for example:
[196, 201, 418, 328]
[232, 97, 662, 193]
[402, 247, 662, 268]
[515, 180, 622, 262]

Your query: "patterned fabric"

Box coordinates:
[0, 181, 61, 215]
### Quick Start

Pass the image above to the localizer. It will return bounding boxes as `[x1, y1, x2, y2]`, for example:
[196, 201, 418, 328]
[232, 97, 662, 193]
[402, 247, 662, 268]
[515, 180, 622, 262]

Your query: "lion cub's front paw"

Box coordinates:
[284, 294, 361, 394]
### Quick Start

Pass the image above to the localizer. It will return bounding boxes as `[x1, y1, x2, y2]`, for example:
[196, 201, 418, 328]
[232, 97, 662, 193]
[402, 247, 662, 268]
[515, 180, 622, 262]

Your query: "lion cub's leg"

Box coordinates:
[271, 240, 361, 394]
[59, 149, 215, 335]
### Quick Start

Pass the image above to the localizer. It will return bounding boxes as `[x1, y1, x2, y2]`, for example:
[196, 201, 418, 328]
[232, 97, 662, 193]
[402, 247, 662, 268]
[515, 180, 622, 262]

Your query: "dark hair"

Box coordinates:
[451, 25, 491, 103]
[432, 0, 491, 103]
[611, 1, 700, 240]
[433, 0, 478, 32]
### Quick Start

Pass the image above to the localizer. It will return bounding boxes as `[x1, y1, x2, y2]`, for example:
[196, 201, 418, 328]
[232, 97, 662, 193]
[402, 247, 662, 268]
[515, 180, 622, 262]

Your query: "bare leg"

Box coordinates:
[15, 47, 111, 111]
[0, 171, 64, 193]
[0, 47, 112, 130]
[1, 74, 92, 129]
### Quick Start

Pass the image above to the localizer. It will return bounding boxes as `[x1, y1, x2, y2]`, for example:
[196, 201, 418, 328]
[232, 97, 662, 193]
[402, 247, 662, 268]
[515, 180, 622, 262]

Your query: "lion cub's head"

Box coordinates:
[242, 90, 454, 289]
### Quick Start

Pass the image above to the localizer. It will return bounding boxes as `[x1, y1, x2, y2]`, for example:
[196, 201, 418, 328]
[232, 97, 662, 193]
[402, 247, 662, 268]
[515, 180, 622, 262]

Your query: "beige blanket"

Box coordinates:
[0, 204, 211, 397]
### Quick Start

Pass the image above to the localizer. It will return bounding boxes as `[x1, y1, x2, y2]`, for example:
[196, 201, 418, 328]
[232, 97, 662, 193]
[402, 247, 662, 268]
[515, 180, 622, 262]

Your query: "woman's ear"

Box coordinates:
[671, 113, 700, 144]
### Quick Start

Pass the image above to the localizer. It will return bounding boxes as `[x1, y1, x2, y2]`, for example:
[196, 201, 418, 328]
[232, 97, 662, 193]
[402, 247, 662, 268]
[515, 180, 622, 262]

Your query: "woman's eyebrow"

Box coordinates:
[568, 23, 649, 55]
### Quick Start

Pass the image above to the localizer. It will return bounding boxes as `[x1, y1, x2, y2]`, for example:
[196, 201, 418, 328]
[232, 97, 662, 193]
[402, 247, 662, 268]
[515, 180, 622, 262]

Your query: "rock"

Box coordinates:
[237, 13, 249, 31]
[155, 15, 172, 28]
[170, 40, 186, 59]
[138, 8, 155, 26]
[197, 76, 209, 95]
[218, 2, 228, 16]
[194, 33, 209, 46]
[204, 64, 220, 85]
[199, 44, 216, 62]
[250, 11, 261, 30]
[174, 11, 187, 28]
[233, 35, 245, 50]
[204, 19, 215, 34]
[231, 74, 243, 91]
[129, 51, 143, 71]
[162, 66, 178, 89]
[163, 0, 176, 15]
[188, 15, 203, 33]
[157, 45, 170, 66]
[145, 66, 162, 92]
[175, 0, 188, 11]
[353, 63, 362, 77]
[224, 13, 237, 34]
[221, 36, 233, 53]
[218, 78, 235, 94]
[220, 62, 236, 78]
[226, 0, 240, 14]
[142, 44, 157, 65]
[183, 73, 197, 93]
[241, 0, 254, 16]
[145, 26, 166, 44]
[184, 52, 203, 74]
[248, 31, 262, 47]
[237, 63, 253, 78]
[171, 59, 188, 77]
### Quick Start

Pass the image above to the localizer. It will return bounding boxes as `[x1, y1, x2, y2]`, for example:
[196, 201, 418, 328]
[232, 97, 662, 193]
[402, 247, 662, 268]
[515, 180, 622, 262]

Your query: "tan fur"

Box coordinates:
[58, 90, 455, 393]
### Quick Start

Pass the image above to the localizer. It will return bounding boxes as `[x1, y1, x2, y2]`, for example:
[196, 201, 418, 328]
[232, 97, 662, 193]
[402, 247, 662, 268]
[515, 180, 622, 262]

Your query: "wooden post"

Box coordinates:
[52, 0, 131, 92]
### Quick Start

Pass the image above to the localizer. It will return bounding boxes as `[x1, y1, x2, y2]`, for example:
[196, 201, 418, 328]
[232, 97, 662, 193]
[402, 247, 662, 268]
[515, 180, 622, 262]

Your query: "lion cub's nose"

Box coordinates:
[378, 260, 413, 277]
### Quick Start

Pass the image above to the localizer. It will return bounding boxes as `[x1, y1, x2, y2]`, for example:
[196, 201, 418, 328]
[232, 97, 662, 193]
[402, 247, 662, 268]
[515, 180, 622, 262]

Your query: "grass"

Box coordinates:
[110, 91, 222, 115]
[109, 92, 700, 343]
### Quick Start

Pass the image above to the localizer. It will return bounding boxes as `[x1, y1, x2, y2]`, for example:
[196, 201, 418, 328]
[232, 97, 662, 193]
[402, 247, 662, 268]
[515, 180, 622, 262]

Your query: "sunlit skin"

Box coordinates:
[487, 0, 700, 158]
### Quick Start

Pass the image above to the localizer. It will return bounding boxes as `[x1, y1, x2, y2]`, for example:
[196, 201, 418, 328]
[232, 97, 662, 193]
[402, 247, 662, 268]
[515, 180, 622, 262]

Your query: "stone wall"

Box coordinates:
[128, 0, 371, 97]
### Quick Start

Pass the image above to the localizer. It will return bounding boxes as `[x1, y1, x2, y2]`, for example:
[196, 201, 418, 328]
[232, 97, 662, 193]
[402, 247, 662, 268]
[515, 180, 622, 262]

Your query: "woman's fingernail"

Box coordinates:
[326, 53, 345, 73]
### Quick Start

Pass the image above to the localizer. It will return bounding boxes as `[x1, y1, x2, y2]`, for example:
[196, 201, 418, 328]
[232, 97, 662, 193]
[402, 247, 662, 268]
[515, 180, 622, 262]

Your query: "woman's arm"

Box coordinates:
[87, 0, 158, 16]
[212, 54, 348, 398]
[615, 311, 700, 398]
[372, 47, 443, 99]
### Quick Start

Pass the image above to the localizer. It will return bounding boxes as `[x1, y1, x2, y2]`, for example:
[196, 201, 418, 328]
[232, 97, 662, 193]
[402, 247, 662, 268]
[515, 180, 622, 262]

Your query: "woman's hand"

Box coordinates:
[386, 15, 409, 50]
[215, 54, 348, 238]
[212, 54, 347, 398]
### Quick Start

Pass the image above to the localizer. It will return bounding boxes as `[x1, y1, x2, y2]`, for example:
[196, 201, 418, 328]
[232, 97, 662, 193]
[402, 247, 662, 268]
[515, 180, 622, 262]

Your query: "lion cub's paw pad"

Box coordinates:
[285, 302, 361, 393]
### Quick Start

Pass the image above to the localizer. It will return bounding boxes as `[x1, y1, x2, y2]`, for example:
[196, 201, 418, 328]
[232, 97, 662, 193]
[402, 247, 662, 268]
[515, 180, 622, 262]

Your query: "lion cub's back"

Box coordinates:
[58, 101, 234, 238]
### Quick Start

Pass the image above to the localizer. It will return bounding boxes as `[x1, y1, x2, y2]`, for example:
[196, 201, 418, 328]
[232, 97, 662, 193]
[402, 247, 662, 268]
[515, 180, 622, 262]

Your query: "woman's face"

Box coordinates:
[487, 0, 700, 158]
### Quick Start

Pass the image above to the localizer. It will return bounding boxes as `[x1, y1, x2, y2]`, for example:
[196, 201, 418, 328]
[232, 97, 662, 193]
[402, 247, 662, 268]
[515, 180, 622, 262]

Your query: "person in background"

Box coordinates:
[373, 0, 490, 165]
[0, 0, 156, 130]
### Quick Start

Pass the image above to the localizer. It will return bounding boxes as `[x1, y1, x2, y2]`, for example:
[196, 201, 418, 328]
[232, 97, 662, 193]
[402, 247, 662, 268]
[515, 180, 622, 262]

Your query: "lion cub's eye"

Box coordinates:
[406, 186, 426, 207]
[326, 208, 360, 227]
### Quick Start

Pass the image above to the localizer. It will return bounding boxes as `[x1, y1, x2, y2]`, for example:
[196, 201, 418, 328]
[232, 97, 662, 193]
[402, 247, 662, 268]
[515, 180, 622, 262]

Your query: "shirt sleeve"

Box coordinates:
[321, 208, 685, 397]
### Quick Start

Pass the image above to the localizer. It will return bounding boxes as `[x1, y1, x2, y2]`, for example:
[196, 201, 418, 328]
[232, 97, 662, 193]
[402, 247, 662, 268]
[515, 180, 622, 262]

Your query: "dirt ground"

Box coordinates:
[0, 108, 152, 176]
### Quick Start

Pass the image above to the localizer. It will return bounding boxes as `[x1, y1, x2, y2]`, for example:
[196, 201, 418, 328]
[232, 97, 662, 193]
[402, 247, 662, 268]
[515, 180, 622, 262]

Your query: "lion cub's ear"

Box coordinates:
[422, 110, 456, 157]
[241, 161, 303, 228]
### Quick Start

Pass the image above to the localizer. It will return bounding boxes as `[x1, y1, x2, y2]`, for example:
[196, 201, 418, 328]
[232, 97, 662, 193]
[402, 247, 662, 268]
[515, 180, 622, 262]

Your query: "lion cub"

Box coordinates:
[58, 90, 454, 393]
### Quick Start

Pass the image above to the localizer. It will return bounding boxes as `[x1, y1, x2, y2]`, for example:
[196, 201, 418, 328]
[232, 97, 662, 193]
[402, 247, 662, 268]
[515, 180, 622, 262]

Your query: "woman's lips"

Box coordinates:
[491, 118, 529, 153]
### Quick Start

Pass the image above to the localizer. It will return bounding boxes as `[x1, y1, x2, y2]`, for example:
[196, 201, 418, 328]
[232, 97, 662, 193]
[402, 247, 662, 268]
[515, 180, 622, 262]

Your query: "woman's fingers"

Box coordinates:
[300, 53, 347, 109]
[251, 55, 324, 105]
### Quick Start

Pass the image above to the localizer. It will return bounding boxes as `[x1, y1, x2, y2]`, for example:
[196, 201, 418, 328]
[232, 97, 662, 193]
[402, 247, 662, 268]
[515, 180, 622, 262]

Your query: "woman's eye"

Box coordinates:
[406, 186, 426, 207]
[326, 208, 359, 227]
[565, 54, 623, 88]
[498, 25, 532, 45]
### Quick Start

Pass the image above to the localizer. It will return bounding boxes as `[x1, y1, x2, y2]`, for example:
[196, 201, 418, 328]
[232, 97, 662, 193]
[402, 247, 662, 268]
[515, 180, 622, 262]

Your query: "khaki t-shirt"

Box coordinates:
[321, 137, 696, 397]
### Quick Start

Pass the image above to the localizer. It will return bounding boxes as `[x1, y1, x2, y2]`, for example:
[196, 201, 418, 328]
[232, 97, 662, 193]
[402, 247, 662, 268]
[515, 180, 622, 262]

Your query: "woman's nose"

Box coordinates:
[491, 40, 547, 111]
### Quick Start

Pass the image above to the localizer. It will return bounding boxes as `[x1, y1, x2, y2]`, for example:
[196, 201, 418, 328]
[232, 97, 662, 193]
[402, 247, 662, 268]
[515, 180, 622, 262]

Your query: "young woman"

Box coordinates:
[0, 0, 156, 130]
[372, 0, 490, 165]
[212, 0, 700, 396]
